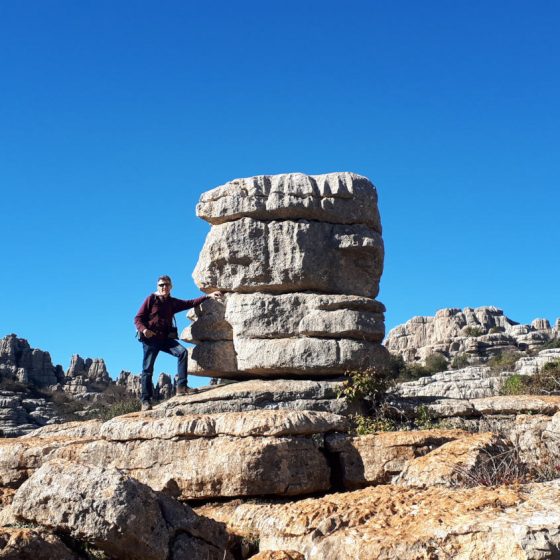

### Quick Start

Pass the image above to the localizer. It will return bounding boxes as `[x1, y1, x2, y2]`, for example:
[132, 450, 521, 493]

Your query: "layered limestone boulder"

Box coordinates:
[185, 172, 388, 379]
[386, 306, 559, 364]
[0, 407, 347, 500]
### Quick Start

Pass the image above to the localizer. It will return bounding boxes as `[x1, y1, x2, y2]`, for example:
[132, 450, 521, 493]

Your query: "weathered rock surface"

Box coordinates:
[395, 432, 512, 488]
[189, 337, 390, 378]
[11, 459, 232, 560]
[392, 347, 560, 401]
[196, 172, 382, 230]
[0, 527, 77, 559]
[0, 391, 64, 437]
[194, 218, 383, 297]
[386, 306, 559, 364]
[185, 293, 386, 343]
[325, 429, 466, 488]
[158, 379, 362, 416]
[0, 408, 347, 500]
[250, 552, 305, 560]
[199, 482, 560, 559]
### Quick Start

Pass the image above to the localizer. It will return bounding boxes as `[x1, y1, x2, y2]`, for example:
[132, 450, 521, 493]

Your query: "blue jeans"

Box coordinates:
[141, 338, 188, 402]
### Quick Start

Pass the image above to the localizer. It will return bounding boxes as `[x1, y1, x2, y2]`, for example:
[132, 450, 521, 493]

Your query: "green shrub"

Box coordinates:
[89, 399, 141, 422]
[488, 351, 521, 372]
[388, 353, 407, 379]
[541, 338, 560, 350]
[543, 360, 560, 373]
[351, 413, 396, 435]
[500, 374, 528, 396]
[338, 365, 394, 404]
[424, 353, 448, 374]
[451, 353, 470, 369]
[501, 361, 560, 396]
[414, 405, 440, 430]
[463, 326, 485, 337]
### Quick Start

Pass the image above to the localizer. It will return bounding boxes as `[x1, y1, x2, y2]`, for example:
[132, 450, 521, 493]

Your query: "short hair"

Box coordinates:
[157, 275, 172, 285]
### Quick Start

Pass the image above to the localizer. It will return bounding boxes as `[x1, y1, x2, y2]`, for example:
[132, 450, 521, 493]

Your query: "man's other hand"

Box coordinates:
[143, 329, 155, 338]
[209, 291, 224, 300]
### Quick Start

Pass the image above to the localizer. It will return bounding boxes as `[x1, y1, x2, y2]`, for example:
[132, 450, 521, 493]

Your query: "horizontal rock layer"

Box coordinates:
[187, 338, 390, 378]
[0, 408, 346, 500]
[184, 293, 386, 343]
[196, 172, 382, 231]
[193, 218, 383, 298]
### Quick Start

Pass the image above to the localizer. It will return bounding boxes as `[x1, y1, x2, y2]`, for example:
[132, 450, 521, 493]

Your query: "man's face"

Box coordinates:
[157, 280, 172, 297]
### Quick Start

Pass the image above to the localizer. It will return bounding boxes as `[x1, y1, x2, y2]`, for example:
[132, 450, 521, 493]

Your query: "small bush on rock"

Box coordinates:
[424, 353, 448, 373]
[500, 374, 527, 396]
[338, 365, 395, 403]
[89, 398, 141, 422]
[463, 326, 485, 337]
[453, 446, 529, 487]
[542, 338, 560, 350]
[451, 353, 470, 369]
[488, 351, 522, 372]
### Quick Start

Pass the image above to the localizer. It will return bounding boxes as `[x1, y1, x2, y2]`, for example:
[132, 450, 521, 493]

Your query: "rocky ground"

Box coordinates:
[1, 388, 560, 558]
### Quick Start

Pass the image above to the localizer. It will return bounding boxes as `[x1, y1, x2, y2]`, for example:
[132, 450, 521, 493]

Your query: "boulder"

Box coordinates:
[193, 218, 383, 298]
[11, 459, 232, 560]
[189, 337, 389, 378]
[196, 172, 382, 231]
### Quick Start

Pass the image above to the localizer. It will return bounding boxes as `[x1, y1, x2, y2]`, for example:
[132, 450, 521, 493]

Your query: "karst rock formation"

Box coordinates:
[183, 172, 389, 379]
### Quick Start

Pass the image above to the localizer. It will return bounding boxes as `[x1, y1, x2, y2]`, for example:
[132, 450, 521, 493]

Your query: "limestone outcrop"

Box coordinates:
[393, 347, 560, 400]
[185, 172, 389, 379]
[0, 407, 347, 500]
[199, 482, 560, 559]
[0, 334, 63, 387]
[385, 306, 559, 364]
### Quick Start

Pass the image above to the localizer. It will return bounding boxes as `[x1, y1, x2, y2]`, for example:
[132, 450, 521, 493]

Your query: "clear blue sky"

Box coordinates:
[1, 1, 559, 385]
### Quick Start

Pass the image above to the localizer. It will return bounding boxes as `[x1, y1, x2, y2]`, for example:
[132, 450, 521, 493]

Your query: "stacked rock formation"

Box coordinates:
[183, 172, 389, 380]
[385, 306, 559, 364]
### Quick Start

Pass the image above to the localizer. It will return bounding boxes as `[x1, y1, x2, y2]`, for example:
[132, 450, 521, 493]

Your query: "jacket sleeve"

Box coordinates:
[173, 295, 210, 313]
[134, 295, 153, 332]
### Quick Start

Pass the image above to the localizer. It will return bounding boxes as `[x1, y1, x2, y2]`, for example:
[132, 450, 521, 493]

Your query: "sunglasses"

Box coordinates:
[158, 283, 170, 287]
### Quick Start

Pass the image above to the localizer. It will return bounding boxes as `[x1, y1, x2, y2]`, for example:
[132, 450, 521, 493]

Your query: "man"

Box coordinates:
[134, 275, 222, 411]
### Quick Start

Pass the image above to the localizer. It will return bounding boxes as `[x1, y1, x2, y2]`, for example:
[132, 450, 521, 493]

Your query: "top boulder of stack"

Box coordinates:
[196, 172, 382, 232]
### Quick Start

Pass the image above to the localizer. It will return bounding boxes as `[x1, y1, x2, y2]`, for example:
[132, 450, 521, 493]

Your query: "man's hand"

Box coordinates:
[143, 329, 155, 338]
[209, 291, 224, 300]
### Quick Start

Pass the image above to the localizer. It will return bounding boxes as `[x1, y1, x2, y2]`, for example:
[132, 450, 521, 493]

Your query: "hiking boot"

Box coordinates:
[141, 400, 152, 411]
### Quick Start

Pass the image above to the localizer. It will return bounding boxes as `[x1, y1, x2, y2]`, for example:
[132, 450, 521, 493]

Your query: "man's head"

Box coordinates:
[157, 275, 172, 297]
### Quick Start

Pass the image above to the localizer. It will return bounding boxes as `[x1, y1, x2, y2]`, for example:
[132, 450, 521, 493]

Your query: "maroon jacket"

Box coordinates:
[134, 293, 209, 341]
